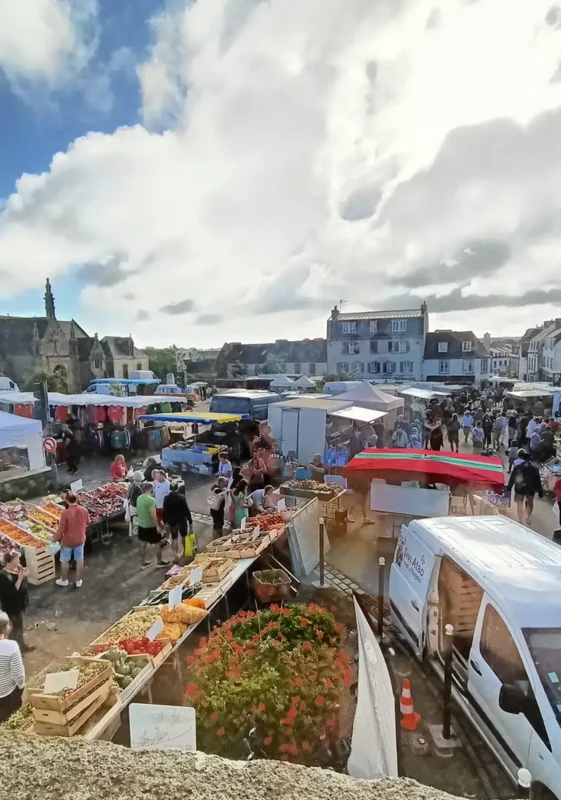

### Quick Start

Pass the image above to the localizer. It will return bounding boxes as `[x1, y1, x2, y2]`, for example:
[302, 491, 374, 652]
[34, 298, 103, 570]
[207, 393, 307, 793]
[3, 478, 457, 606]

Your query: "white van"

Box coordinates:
[390, 515, 561, 800]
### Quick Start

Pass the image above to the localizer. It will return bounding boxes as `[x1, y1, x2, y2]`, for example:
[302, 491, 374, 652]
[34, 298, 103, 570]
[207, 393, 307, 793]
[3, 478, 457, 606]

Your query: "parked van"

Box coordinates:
[390, 515, 561, 799]
[209, 390, 279, 420]
[0, 377, 18, 392]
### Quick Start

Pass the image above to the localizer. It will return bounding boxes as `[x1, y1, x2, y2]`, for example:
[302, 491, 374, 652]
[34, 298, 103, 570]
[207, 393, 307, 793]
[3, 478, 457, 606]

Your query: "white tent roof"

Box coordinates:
[0, 409, 42, 448]
[292, 375, 315, 388]
[330, 406, 387, 424]
[269, 376, 294, 388]
[335, 382, 404, 411]
[0, 392, 35, 405]
[47, 393, 173, 407]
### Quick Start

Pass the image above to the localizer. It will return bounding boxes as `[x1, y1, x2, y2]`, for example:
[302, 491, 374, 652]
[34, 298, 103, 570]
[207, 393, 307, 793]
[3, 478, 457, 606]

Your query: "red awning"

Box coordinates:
[342, 448, 505, 488]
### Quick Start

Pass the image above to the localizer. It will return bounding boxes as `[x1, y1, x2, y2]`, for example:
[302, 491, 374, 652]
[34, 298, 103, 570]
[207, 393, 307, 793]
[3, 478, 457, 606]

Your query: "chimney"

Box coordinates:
[330, 305, 339, 321]
[421, 301, 428, 315]
[483, 333, 491, 350]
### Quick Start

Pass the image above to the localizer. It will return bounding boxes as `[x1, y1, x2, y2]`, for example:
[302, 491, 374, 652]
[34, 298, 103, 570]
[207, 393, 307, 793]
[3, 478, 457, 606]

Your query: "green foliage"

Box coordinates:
[144, 346, 178, 380]
[23, 371, 68, 392]
[185, 604, 349, 762]
[230, 361, 245, 379]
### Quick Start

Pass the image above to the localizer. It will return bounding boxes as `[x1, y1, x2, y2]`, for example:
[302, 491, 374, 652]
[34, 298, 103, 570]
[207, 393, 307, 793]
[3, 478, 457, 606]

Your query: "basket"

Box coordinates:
[252, 569, 291, 603]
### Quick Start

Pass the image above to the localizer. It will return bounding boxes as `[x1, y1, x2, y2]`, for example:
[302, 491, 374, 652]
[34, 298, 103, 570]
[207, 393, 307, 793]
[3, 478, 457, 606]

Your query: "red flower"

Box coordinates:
[186, 683, 198, 696]
[199, 637, 207, 648]
[326, 718, 335, 729]
[343, 673, 351, 686]
[287, 706, 297, 720]
[323, 678, 333, 688]
[299, 701, 306, 710]
[210, 712, 219, 722]
[272, 640, 281, 649]
[291, 696, 300, 705]
[300, 617, 309, 627]
[293, 677, 303, 687]
[263, 736, 273, 746]
[186, 655, 195, 664]
[257, 702, 266, 712]
[317, 631, 324, 640]
[216, 727, 225, 736]
[330, 605, 337, 612]
[307, 674, 316, 682]
[315, 696, 325, 706]
[302, 641, 311, 650]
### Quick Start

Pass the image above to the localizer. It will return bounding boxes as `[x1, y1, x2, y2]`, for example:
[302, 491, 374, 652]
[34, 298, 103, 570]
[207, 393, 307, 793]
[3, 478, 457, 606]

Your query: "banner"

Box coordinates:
[347, 598, 398, 780]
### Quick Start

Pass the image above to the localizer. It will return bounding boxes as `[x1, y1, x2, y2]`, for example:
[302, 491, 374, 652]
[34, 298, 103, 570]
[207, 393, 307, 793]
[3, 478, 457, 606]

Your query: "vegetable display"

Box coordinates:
[93, 607, 163, 644]
[40, 501, 63, 520]
[28, 660, 109, 699]
[97, 648, 150, 691]
[0, 519, 44, 548]
[91, 637, 166, 658]
[23, 521, 51, 541]
[26, 508, 58, 531]
[284, 479, 336, 493]
[2, 705, 34, 731]
[245, 513, 285, 532]
[77, 483, 127, 517]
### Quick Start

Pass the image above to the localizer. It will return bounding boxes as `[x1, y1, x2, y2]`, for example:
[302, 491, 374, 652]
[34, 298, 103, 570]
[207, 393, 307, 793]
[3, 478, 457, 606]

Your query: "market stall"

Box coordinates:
[0, 411, 46, 476]
[334, 383, 404, 430]
[139, 411, 247, 474]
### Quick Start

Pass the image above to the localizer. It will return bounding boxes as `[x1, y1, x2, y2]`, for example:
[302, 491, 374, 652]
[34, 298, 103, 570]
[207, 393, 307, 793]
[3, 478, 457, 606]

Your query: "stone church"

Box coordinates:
[0, 279, 149, 392]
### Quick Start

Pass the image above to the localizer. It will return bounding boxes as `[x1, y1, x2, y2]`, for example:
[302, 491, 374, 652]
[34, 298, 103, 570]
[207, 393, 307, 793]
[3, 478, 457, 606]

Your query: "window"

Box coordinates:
[342, 322, 356, 334]
[439, 360, 449, 375]
[370, 340, 378, 354]
[462, 341, 472, 352]
[293, 362, 300, 372]
[462, 359, 474, 374]
[337, 362, 349, 374]
[93, 356, 102, 370]
[122, 364, 129, 379]
[368, 361, 380, 374]
[342, 341, 360, 355]
[480, 358, 489, 374]
[308, 362, 316, 376]
[523, 627, 561, 727]
[400, 361, 413, 373]
[136, 362, 142, 371]
[389, 340, 408, 354]
[438, 341, 448, 353]
[392, 319, 407, 332]
[369, 321, 378, 334]
[383, 361, 396, 374]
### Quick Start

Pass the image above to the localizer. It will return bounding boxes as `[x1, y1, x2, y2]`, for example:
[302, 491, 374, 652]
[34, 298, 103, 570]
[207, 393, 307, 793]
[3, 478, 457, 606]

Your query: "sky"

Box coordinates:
[1, 0, 561, 349]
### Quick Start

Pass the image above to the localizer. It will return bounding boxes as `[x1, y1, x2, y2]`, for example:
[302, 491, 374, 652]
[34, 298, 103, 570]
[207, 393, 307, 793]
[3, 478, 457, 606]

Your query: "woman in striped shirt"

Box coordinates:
[0, 611, 25, 723]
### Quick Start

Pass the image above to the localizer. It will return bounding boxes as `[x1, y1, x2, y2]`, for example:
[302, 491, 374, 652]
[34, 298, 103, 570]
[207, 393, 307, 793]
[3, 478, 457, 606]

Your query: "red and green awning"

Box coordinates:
[342, 448, 505, 488]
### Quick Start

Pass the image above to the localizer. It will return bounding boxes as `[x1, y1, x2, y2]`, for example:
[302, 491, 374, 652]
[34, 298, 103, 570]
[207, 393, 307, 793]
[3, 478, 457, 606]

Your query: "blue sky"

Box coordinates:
[0, 0, 165, 326]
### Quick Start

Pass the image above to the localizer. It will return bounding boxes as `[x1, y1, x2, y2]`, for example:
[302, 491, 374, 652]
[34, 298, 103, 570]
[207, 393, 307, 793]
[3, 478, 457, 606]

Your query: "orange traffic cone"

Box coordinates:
[400, 678, 421, 731]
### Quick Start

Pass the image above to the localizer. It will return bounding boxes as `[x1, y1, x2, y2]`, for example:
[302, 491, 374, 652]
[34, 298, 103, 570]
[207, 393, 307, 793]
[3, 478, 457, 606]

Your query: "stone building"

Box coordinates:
[0, 279, 148, 391]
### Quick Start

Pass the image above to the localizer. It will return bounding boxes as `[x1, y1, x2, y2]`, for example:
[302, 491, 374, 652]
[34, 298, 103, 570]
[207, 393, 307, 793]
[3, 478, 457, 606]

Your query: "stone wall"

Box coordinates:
[0, 467, 56, 503]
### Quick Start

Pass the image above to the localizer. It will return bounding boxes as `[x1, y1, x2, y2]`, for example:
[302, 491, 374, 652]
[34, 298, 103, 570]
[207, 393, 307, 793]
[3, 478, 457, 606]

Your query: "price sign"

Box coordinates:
[277, 498, 286, 512]
[241, 516, 246, 529]
[130, 704, 196, 751]
[251, 526, 261, 541]
[70, 479, 83, 493]
[168, 585, 182, 610]
[44, 669, 79, 694]
[189, 566, 203, 586]
[43, 436, 57, 453]
[146, 618, 164, 642]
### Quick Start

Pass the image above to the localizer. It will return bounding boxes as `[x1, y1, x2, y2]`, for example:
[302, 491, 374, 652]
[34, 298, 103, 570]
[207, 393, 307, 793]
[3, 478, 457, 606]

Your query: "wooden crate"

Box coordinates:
[27, 657, 112, 713]
[90, 608, 163, 647]
[117, 655, 154, 703]
[33, 681, 112, 738]
[80, 691, 122, 742]
[32, 678, 112, 725]
[24, 544, 55, 586]
[193, 556, 236, 581]
[199, 539, 268, 560]
[151, 639, 172, 668]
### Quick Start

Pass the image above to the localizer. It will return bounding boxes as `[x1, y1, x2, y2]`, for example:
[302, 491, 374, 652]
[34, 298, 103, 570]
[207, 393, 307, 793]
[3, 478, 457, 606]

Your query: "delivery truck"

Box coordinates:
[390, 515, 561, 799]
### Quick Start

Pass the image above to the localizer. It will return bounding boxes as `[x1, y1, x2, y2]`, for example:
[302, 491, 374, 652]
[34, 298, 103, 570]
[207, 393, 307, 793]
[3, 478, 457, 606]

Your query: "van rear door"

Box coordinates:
[389, 525, 438, 658]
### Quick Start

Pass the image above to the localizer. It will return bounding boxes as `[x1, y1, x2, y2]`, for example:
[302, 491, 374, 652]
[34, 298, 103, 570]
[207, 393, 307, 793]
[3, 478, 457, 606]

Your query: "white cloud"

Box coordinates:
[2, 0, 561, 346]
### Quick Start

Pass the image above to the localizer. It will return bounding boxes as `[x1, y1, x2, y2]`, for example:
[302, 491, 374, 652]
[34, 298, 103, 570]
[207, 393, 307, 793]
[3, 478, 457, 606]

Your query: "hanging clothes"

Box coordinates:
[93, 406, 107, 424]
[14, 404, 33, 418]
[107, 406, 124, 424]
[55, 406, 69, 421]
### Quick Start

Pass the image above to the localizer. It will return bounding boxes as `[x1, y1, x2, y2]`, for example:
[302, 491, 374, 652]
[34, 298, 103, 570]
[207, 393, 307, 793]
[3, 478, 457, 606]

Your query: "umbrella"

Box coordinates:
[342, 448, 505, 488]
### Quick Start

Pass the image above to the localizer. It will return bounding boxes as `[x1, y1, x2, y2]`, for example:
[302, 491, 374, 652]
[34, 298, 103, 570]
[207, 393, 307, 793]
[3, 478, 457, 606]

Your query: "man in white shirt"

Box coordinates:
[153, 471, 171, 525]
[461, 411, 474, 442]
[527, 417, 539, 440]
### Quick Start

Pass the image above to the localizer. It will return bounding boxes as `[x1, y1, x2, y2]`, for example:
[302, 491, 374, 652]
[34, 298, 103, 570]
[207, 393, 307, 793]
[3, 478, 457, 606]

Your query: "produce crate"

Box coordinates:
[28, 658, 112, 714]
[0, 518, 46, 549]
[199, 539, 269, 560]
[160, 566, 196, 591]
[192, 556, 237, 581]
[151, 639, 172, 668]
[25, 545, 56, 586]
[32, 677, 113, 725]
[26, 507, 59, 532]
[89, 608, 163, 647]
[252, 569, 292, 603]
[279, 483, 338, 501]
[33, 680, 112, 737]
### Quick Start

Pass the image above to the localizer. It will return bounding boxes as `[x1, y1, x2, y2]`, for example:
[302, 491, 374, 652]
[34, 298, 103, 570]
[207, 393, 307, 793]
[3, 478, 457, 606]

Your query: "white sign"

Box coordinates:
[44, 668, 79, 694]
[277, 498, 286, 512]
[189, 566, 203, 586]
[168, 585, 182, 610]
[130, 703, 196, 751]
[146, 618, 164, 642]
[70, 479, 83, 493]
[240, 516, 246, 529]
[251, 526, 261, 541]
[370, 482, 450, 518]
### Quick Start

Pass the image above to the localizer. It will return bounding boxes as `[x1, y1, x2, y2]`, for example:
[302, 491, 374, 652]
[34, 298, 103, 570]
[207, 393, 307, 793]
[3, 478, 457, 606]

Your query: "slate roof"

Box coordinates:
[424, 331, 489, 359]
[519, 327, 543, 357]
[102, 336, 147, 359]
[219, 338, 327, 365]
[0, 317, 49, 356]
[336, 309, 423, 322]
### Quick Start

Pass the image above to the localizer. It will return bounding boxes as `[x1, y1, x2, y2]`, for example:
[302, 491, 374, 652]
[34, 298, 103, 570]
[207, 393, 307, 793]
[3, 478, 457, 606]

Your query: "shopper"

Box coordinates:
[429, 421, 443, 452]
[0, 611, 25, 724]
[126, 470, 144, 538]
[61, 423, 80, 475]
[492, 413, 507, 452]
[507, 450, 543, 525]
[554, 474, 561, 528]
[446, 414, 461, 453]
[309, 454, 326, 483]
[53, 492, 89, 588]
[110, 454, 128, 481]
[162, 484, 193, 564]
[392, 426, 409, 449]
[218, 452, 233, 480]
[209, 477, 228, 538]
[233, 479, 251, 528]
[0, 552, 33, 652]
[251, 485, 275, 514]
[136, 482, 170, 569]
[143, 457, 159, 483]
[482, 414, 493, 449]
[153, 470, 171, 526]
[246, 453, 266, 491]
[471, 420, 485, 453]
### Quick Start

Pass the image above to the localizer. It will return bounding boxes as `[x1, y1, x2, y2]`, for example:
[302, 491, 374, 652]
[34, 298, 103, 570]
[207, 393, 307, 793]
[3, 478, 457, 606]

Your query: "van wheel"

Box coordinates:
[532, 783, 558, 800]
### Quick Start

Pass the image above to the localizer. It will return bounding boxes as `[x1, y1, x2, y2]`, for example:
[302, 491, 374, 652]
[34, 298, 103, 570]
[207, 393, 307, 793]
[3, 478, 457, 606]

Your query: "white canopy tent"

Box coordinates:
[0, 410, 45, 473]
[292, 375, 316, 389]
[335, 383, 404, 412]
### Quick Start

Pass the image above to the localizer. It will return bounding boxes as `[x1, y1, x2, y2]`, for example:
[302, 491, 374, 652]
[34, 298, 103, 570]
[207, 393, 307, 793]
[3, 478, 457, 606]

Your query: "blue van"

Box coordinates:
[209, 390, 280, 421]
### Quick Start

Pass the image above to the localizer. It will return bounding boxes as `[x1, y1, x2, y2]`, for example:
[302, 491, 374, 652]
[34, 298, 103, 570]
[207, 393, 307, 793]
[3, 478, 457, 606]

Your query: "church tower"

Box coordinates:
[45, 278, 56, 319]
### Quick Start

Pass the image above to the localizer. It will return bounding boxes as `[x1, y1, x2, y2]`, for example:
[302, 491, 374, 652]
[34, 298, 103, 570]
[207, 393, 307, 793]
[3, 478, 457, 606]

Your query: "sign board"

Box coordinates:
[323, 447, 350, 468]
[251, 526, 261, 541]
[370, 482, 450, 518]
[483, 488, 511, 507]
[42, 437, 57, 453]
[168, 585, 182, 610]
[240, 516, 246, 530]
[277, 498, 286, 512]
[70, 479, 83, 493]
[44, 669, 79, 694]
[188, 566, 203, 586]
[146, 618, 164, 642]
[130, 703, 196, 751]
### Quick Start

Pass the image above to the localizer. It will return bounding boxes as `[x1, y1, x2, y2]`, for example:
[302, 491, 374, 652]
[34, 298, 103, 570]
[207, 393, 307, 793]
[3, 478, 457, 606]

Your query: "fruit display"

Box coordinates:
[284, 478, 336, 493]
[91, 637, 167, 659]
[94, 648, 150, 692]
[0, 518, 44, 548]
[22, 521, 51, 542]
[93, 607, 163, 645]
[245, 513, 285, 532]
[26, 508, 58, 532]
[0, 499, 27, 522]
[2, 704, 34, 732]
[77, 483, 127, 517]
[40, 501, 63, 520]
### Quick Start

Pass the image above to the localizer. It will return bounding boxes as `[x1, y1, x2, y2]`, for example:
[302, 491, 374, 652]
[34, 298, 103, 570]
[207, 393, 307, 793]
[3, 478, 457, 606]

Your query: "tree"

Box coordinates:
[144, 346, 179, 381]
[23, 371, 68, 393]
[230, 361, 245, 379]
